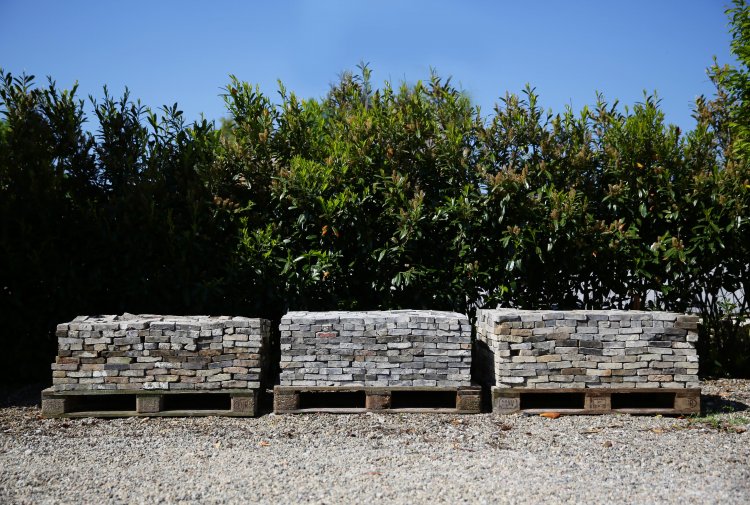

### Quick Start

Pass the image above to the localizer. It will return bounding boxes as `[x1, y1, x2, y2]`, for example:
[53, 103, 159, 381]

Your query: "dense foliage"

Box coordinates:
[2, 5, 749, 382]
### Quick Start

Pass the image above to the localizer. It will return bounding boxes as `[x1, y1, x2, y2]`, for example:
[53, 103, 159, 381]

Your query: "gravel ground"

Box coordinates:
[0, 379, 748, 505]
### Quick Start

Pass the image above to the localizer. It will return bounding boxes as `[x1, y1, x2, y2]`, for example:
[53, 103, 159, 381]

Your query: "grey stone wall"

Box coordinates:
[279, 310, 472, 387]
[475, 309, 699, 389]
[51, 314, 270, 391]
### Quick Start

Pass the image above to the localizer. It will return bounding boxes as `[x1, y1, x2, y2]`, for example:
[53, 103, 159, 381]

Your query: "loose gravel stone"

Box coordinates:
[1, 379, 749, 504]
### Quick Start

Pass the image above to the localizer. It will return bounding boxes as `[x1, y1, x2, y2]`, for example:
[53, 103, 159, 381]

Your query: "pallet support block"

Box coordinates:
[231, 393, 257, 415]
[584, 393, 611, 412]
[136, 395, 163, 414]
[366, 393, 391, 410]
[492, 392, 521, 415]
[456, 389, 482, 412]
[274, 391, 300, 412]
[41, 397, 68, 417]
[674, 390, 701, 413]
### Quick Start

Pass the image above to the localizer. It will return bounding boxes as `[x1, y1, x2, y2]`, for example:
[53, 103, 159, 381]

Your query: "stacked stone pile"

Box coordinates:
[51, 314, 270, 391]
[475, 309, 700, 389]
[279, 310, 472, 387]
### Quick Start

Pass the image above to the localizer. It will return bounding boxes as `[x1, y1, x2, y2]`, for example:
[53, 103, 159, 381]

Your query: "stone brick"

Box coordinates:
[476, 309, 699, 390]
[49, 314, 270, 396]
[279, 310, 471, 387]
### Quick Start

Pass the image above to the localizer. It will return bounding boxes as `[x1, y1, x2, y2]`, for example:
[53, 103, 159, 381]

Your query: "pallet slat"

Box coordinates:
[274, 385, 482, 414]
[491, 387, 700, 415]
[40, 388, 258, 418]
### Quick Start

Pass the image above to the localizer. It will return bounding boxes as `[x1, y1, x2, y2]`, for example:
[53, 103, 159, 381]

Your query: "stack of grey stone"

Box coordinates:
[51, 314, 270, 391]
[279, 310, 472, 387]
[475, 309, 700, 389]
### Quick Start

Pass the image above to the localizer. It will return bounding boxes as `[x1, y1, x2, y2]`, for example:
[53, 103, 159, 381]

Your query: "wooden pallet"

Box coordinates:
[40, 388, 259, 418]
[491, 387, 701, 415]
[274, 385, 482, 414]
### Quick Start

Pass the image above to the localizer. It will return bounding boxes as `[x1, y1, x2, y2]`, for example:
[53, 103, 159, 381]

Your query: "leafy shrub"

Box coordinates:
[1, 3, 749, 381]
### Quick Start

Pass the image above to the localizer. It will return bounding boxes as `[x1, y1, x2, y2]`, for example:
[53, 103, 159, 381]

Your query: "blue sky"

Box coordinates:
[0, 0, 737, 132]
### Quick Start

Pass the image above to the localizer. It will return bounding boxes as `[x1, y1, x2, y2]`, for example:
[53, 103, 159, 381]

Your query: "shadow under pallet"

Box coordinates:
[491, 387, 701, 415]
[273, 385, 482, 414]
[40, 388, 259, 418]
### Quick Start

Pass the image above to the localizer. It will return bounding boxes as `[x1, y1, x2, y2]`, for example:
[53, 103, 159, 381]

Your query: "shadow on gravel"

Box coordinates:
[0, 383, 47, 408]
[701, 394, 749, 415]
[258, 388, 275, 416]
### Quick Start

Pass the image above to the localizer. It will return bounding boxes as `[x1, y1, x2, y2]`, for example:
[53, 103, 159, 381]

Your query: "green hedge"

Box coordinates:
[2, 5, 749, 380]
